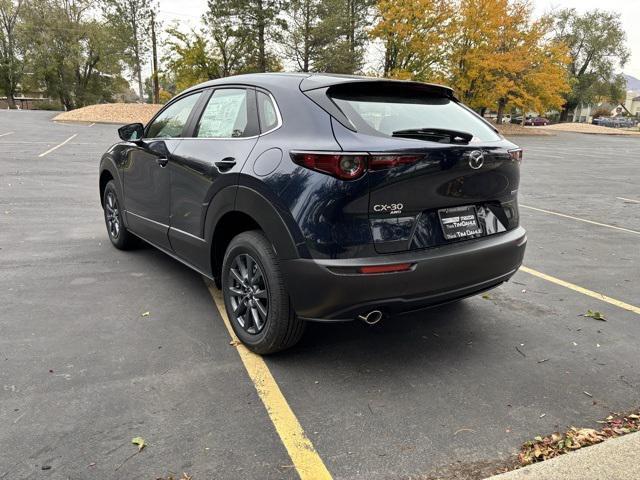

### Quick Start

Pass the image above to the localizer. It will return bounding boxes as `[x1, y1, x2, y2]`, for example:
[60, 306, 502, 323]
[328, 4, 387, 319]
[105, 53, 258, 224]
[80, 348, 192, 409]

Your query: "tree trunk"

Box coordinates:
[151, 12, 159, 103]
[257, 0, 266, 72]
[496, 98, 506, 124]
[6, 94, 17, 109]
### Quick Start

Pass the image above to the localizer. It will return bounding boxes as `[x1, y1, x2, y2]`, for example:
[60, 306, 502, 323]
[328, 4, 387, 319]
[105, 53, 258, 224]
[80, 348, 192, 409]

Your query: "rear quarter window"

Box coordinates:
[330, 88, 500, 142]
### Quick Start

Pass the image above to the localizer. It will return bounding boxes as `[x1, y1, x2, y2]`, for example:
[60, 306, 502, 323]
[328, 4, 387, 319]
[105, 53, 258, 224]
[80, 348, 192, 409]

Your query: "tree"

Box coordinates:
[281, 0, 324, 72]
[22, 0, 126, 109]
[553, 9, 629, 121]
[102, 0, 155, 102]
[0, 0, 24, 109]
[207, 0, 284, 73]
[204, 0, 251, 76]
[369, 0, 569, 120]
[371, 0, 453, 79]
[312, 0, 373, 73]
[487, 5, 570, 123]
[163, 27, 222, 91]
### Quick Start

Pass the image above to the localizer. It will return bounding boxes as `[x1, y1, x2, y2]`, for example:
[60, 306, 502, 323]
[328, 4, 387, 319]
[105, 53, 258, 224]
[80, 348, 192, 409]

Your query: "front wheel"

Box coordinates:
[222, 230, 305, 354]
[103, 180, 137, 250]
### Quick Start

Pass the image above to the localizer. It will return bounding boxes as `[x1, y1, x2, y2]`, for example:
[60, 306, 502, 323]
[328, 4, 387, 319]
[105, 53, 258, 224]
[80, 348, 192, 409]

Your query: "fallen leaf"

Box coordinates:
[583, 309, 606, 321]
[482, 294, 491, 300]
[229, 340, 241, 347]
[132, 437, 146, 451]
[141, 312, 150, 317]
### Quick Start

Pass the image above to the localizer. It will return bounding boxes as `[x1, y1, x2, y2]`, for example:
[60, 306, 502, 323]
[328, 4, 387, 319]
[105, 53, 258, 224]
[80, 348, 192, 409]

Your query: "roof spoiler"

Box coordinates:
[299, 75, 455, 98]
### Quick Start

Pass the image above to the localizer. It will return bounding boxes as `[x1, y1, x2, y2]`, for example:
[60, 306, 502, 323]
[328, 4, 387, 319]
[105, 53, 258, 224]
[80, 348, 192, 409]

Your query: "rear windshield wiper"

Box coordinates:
[392, 128, 473, 144]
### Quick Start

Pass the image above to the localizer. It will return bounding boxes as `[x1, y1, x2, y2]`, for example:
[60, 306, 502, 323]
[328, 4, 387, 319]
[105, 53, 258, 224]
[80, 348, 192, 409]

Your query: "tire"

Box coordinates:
[221, 230, 305, 354]
[103, 180, 137, 250]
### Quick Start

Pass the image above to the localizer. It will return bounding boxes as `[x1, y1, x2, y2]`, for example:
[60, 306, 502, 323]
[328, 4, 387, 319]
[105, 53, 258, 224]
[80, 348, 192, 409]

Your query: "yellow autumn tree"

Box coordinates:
[371, 0, 454, 81]
[372, 0, 570, 119]
[447, 0, 505, 109]
[482, 4, 571, 121]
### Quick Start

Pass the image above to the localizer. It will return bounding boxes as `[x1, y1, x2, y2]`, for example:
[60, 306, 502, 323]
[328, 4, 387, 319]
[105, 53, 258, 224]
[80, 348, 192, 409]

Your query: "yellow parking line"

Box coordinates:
[520, 266, 640, 315]
[520, 204, 640, 236]
[205, 282, 333, 480]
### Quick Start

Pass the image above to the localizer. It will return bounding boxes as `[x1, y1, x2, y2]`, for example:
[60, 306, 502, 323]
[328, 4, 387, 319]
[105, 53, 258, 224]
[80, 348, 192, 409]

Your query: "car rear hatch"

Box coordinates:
[303, 79, 522, 254]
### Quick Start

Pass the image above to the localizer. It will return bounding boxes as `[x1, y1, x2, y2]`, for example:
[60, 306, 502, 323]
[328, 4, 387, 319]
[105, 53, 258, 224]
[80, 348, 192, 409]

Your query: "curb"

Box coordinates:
[485, 431, 640, 480]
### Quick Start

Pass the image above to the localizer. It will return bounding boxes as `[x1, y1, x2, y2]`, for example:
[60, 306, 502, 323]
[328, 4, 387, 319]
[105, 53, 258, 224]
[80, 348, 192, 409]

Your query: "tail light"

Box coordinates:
[290, 152, 423, 180]
[291, 153, 366, 180]
[509, 149, 523, 162]
[369, 154, 423, 170]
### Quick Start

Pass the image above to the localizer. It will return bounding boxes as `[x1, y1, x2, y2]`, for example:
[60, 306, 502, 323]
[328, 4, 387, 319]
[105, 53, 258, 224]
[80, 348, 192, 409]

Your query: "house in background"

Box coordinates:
[624, 90, 640, 116]
[0, 90, 52, 109]
[570, 73, 640, 123]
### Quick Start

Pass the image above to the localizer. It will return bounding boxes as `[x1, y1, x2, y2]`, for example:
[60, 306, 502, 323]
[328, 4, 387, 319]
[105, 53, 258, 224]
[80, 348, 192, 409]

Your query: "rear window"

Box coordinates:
[330, 89, 500, 142]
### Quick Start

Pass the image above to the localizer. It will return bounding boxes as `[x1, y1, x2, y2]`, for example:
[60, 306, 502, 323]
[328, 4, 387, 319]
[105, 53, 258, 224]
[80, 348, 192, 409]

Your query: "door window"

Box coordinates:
[196, 89, 251, 138]
[146, 92, 201, 138]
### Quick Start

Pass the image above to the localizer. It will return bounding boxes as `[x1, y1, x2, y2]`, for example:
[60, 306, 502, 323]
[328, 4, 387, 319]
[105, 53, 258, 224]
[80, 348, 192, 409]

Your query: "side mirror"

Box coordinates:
[118, 123, 144, 142]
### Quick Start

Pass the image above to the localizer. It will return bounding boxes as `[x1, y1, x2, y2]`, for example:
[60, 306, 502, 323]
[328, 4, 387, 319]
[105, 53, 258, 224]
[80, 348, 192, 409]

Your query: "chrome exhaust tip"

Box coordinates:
[358, 310, 383, 325]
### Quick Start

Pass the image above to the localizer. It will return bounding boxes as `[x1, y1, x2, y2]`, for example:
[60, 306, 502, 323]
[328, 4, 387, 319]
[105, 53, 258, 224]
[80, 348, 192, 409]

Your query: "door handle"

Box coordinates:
[156, 157, 169, 168]
[215, 157, 236, 172]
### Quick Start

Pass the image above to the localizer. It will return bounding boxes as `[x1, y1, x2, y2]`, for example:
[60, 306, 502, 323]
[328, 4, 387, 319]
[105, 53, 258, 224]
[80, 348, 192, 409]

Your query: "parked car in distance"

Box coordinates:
[99, 73, 527, 354]
[524, 117, 549, 126]
[593, 117, 637, 128]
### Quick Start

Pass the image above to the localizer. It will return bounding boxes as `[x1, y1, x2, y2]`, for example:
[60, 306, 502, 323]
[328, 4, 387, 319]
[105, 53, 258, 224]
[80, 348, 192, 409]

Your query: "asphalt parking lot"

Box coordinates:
[1, 110, 639, 480]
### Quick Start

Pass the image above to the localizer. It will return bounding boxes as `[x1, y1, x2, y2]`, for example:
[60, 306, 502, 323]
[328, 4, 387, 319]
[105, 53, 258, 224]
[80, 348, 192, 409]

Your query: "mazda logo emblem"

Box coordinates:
[468, 150, 484, 169]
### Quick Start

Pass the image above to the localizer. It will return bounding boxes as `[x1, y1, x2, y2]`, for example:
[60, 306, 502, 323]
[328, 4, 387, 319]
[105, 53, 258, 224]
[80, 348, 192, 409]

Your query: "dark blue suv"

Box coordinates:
[100, 73, 527, 354]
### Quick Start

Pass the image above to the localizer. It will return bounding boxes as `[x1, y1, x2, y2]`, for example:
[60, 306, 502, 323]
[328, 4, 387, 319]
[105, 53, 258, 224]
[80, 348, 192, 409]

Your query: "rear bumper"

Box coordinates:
[282, 227, 527, 321]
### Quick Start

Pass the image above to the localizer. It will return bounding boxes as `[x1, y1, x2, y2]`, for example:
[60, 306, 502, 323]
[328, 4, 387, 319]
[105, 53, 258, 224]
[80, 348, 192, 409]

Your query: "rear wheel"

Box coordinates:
[222, 230, 305, 354]
[103, 180, 136, 250]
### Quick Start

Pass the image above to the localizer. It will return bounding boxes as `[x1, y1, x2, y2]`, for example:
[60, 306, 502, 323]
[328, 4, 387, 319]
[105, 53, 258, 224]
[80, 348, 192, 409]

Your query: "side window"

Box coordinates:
[146, 92, 201, 139]
[196, 89, 250, 138]
[257, 91, 279, 132]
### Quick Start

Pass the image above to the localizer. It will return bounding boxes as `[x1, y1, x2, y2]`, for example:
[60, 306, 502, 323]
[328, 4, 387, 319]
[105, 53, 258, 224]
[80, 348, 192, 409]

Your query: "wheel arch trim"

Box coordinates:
[204, 185, 308, 277]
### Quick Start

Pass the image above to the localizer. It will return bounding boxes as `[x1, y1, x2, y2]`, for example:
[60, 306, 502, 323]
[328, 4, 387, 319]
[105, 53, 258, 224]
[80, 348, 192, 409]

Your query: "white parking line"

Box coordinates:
[0, 131, 14, 137]
[38, 134, 77, 158]
[520, 204, 640, 236]
[617, 197, 640, 204]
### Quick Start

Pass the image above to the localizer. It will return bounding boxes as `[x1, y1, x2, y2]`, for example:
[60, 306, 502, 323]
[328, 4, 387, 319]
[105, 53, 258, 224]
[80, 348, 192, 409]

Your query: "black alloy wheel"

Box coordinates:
[228, 253, 269, 334]
[103, 180, 136, 250]
[105, 190, 121, 240]
[221, 230, 305, 354]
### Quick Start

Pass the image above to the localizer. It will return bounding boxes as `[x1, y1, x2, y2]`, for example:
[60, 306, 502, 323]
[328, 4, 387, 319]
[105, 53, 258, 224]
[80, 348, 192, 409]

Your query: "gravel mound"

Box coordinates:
[53, 103, 162, 125]
[540, 122, 640, 135]
[496, 123, 554, 137]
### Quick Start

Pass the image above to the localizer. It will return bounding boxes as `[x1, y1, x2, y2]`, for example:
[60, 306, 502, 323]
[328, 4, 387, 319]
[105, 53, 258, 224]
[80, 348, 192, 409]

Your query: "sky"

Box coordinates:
[156, 0, 640, 80]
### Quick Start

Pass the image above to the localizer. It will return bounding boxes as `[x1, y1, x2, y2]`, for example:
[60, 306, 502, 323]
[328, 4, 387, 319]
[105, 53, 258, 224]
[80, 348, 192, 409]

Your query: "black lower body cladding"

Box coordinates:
[282, 227, 527, 321]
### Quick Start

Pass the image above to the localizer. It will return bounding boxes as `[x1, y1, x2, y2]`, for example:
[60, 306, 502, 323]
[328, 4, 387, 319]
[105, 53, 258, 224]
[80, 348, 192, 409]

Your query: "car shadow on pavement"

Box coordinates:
[134, 242, 488, 366]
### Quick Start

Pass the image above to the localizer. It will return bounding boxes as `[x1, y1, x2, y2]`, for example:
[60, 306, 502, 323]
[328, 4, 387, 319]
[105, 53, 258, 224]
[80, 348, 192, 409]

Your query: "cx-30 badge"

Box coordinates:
[468, 150, 484, 169]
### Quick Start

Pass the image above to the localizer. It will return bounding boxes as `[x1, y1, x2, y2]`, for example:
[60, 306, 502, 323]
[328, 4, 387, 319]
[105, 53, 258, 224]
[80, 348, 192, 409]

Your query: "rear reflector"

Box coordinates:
[359, 263, 413, 274]
[291, 152, 424, 180]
